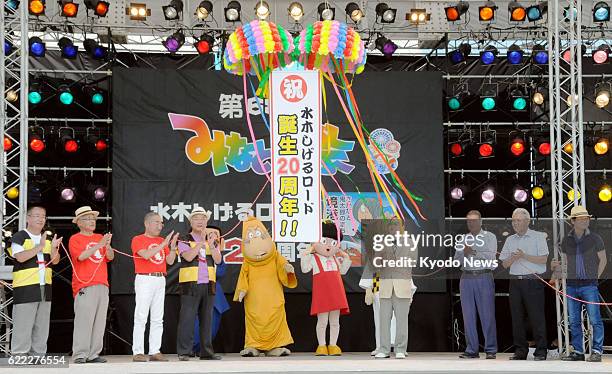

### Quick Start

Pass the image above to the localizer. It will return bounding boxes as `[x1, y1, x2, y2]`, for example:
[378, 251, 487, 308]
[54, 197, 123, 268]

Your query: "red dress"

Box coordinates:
[310, 254, 350, 316]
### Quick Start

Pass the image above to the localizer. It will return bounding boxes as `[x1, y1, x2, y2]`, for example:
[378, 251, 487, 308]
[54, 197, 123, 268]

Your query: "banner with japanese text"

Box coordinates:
[270, 71, 321, 243]
[112, 68, 444, 294]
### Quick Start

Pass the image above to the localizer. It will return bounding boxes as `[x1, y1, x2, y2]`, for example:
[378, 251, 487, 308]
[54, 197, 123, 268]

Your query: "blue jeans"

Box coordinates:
[566, 284, 604, 354]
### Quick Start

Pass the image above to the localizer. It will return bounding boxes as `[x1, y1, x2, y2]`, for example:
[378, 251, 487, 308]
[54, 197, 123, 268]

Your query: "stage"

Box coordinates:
[6, 353, 609, 374]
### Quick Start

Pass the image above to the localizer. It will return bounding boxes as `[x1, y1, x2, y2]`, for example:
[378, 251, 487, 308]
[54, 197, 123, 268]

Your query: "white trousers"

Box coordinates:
[132, 274, 166, 355]
[373, 291, 396, 349]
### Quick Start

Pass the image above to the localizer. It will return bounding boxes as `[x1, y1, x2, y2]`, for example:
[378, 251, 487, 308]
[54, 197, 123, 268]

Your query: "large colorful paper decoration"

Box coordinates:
[294, 20, 366, 74]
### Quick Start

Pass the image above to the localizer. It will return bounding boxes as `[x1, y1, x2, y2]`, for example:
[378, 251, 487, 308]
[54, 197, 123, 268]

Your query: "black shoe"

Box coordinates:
[534, 355, 546, 361]
[188, 352, 196, 357]
[86, 356, 107, 363]
[486, 353, 496, 359]
[458, 352, 479, 359]
[178, 355, 190, 361]
[73, 358, 86, 364]
[561, 352, 585, 361]
[509, 355, 527, 360]
[587, 352, 602, 362]
[200, 354, 222, 360]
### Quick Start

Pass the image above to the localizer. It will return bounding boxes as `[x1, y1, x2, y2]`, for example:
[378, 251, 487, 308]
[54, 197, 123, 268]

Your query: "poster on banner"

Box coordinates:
[270, 71, 321, 243]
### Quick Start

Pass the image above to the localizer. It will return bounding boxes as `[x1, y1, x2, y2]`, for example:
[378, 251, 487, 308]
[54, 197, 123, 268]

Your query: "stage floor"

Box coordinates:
[5, 352, 610, 374]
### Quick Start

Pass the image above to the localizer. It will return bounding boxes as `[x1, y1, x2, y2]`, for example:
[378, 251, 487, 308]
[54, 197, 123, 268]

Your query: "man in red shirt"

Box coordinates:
[131, 212, 178, 362]
[68, 206, 114, 364]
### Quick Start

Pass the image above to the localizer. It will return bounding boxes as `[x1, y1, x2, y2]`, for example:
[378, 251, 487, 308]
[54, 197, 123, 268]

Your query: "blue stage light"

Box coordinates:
[29, 36, 46, 57]
[507, 44, 523, 65]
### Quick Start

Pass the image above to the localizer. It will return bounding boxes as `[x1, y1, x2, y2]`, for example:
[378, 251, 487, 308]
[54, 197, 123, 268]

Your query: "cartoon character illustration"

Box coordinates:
[233, 217, 297, 357]
[300, 222, 351, 356]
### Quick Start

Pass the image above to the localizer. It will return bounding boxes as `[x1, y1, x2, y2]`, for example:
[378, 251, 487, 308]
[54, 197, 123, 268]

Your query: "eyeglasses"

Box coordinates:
[79, 218, 96, 222]
[27, 215, 47, 220]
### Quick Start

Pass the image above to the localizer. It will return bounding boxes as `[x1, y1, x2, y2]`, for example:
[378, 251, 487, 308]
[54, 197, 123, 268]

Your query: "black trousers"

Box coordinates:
[509, 278, 547, 357]
[176, 283, 215, 357]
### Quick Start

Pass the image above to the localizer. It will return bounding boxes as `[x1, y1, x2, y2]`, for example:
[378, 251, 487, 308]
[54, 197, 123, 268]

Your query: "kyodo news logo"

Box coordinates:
[280, 75, 307, 102]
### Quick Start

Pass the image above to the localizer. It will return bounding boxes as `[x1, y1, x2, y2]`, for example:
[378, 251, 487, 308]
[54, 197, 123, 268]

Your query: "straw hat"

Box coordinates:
[72, 206, 99, 223]
[569, 205, 592, 219]
[188, 207, 212, 221]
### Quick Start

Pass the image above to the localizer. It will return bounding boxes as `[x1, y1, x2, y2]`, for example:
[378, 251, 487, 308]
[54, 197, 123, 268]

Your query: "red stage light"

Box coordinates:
[450, 142, 463, 157]
[95, 139, 108, 152]
[538, 141, 551, 155]
[510, 138, 525, 156]
[445, 7, 459, 21]
[64, 139, 79, 153]
[3, 136, 12, 151]
[195, 40, 211, 54]
[478, 143, 494, 158]
[29, 137, 45, 152]
[62, 2, 79, 17]
[95, 1, 109, 16]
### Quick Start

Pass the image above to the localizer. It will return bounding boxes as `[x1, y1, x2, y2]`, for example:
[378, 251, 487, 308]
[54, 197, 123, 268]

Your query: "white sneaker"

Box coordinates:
[395, 352, 406, 359]
[371, 349, 380, 356]
[375, 352, 390, 359]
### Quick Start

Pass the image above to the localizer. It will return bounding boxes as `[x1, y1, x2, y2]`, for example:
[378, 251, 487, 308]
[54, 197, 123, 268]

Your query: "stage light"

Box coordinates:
[526, 2, 547, 21]
[407, 8, 430, 24]
[564, 142, 574, 154]
[288, 2, 304, 21]
[4, 40, 12, 55]
[532, 45, 548, 65]
[84, 39, 107, 60]
[449, 142, 465, 157]
[6, 90, 17, 102]
[345, 2, 363, 23]
[563, 6, 578, 21]
[195, 33, 214, 54]
[480, 84, 497, 111]
[376, 3, 396, 23]
[567, 188, 581, 201]
[481, 187, 496, 204]
[593, 44, 610, 64]
[448, 43, 471, 65]
[58, 84, 73, 105]
[566, 93, 579, 106]
[375, 36, 398, 57]
[537, 139, 551, 155]
[92, 138, 108, 152]
[478, 142, 495, 158]
[317, 3, 334, 20]
[510, 86, 528, 111]
[562, 44, 587, 64]
[4, 136, 13, 151]
[450, 184, 468, 201]
[196, 0, 212, 20]
[61, 135, 79, 153]
[60, 0, 79, 17]
[479, 1, 496, 21]
[29, 135, 45, 153]
[448, 88, 469, 111]
[163, 0, 183, 20]
[531, 185, 545, 200]
[599, 184, 612, 202]
[224, 1, 241, 21]
[28, 37, 46, 58]
[255, 1, 270, 20]
[513, 185, 529, 203]
[594, 137, 609, 155]
[60, 187, 76, 202]
[29, 0, 44, 15]
[92, 186, 107, 201]
[508, 1, 526, 21]
[445, 1, 469, 21]
[59, 37, 78, 59]
[507, 44, 524, 64]
[6, 0, 19, 10]
[163, 31, 185, 53]
[84, 0, 109, 16]
[480, 45, 498, 65]
[127, 3, 149, 20]
[28, 80, 42, 105]
[532, 86, 546, 105]
[594, 1, 610, 21]
[6, 187, 18, 200]
[510, 136, 526, 156]
[84, 86, 104, 105]
[595, 82, 610, 108]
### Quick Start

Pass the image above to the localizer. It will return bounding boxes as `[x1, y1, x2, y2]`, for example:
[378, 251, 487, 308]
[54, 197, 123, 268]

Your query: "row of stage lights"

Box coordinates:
[3, 128, 109, 154]
[22, 78, 105, 107]
[20, 0, 110, 17]
[4, 183, 108, 203]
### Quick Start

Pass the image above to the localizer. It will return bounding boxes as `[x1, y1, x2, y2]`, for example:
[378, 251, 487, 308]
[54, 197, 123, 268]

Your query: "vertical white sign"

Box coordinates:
[270, 70, 321, 243]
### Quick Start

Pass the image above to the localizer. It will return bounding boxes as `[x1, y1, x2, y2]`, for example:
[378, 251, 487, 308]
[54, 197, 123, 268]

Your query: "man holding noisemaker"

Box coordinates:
[131, 212, 179, 362]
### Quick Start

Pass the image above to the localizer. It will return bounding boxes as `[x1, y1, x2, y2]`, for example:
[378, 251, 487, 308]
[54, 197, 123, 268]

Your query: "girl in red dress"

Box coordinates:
[300, 222, 351, 356]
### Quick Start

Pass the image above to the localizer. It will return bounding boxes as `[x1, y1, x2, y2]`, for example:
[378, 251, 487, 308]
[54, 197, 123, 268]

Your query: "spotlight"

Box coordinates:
[60, 186, 76, 202]
[563, 142, 574, 154]
[6, 187, 18, 200]
[563, 6, 578, 22]
[599, 184, 612, 202]
[196, 0, 212, 20]
[567, 188, 581, 201]
[92, 186, 107, 201]
[510, 86, 528, 111]
[28, 0, 45, 15]
[127, 3, 149, 20]
[594, 1, 610, 22]
[526, 2, 547, 21]
[288, 2, 303, 21]
[508, 1, 526, 21]
[450, 184, 468, 201]
[28, 80, 42, 105]
[224, 0, 241, 22]
[592, 44, 610, 64]
[60, 0, 79, 17]
[478, 142, 495, 158]
[532, 86, 546, 105]
[481, 186, 496, 204]
[84, 39, 107, 60]
[6, 0, 19, 11]
[480, 84, 497, 111]
[345, 2, 363, 23]
[84, 86, 104, 105]
[255, 1, 270, 20]
[531, 184, 547, 200]
[163, 31, 185, 53]
[447, 88, 469, 111]
[532, 45, 548, 65]
[566, 93, 579, 106]
[449, 141, 467, 157]
[536, 139, 551, 155]
[87, 134, 108, 152]
[562, 45, 587, 64]
[58, 84, 73, 105]
[448, 43, 471, 65]
[480, 45, 498, 65]
[84, 0, 109, 16]
[509, 135, 526, 156]
[406, 9, 429, 24]
[163, 0, 183, 20]
[4, 136, 13, 151]
[59, 37, 78, 59]
[29, 134, 45, 153]
[317, 2, 334, 21]
[375, 36, 398, 57]
[60, 131, 79, 153]
[513, 185, 529, 203]
[479, 1, 497, 21]
[28, 36, 46, 57]
[507, 44, 524, 64]
[594, 137, 609, 155]
[445, 1, 469, 21]
[6, 90, 17, 102]
[4, 40, 13, 55]
[195, 33, 214, 54]
[376, 3, 396, 23]
[595, 82, 611, 108]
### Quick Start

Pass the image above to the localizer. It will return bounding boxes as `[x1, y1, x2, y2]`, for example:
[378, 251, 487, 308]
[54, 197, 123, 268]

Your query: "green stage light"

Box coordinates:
[482, 97, 496, 110]
[29, 80, 42, 104]
[58, 84, 74, 105]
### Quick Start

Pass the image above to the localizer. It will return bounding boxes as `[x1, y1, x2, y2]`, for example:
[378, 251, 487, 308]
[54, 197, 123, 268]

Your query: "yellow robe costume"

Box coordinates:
[233, 220, 297, 351]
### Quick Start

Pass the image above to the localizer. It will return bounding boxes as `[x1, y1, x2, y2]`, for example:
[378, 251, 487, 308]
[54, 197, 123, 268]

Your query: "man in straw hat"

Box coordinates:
[68, 206, 114, 364]
[176, 207, 222, 361]
[554, 206, 606, 362]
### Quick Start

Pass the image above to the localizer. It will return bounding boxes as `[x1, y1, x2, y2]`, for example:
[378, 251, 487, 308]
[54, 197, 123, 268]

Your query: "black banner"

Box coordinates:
[112, 68, 444, 295]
